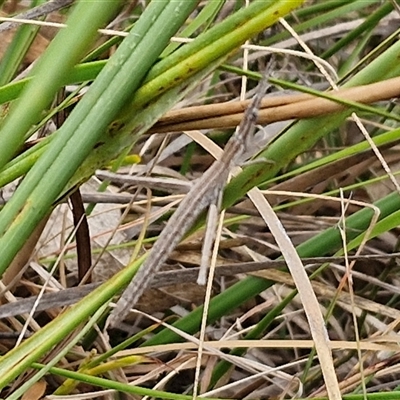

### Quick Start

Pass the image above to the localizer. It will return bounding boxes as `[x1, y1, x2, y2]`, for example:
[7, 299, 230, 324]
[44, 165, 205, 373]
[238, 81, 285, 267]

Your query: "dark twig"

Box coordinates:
[0, 253, 399, 319]
[69, 190, 92, 283]
[0, 0, 75, 33]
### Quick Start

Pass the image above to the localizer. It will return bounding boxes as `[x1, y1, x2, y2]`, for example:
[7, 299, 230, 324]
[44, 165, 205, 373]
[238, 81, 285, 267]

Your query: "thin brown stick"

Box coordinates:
[151, 76, 400, 133]
[22, 76, 400, 152]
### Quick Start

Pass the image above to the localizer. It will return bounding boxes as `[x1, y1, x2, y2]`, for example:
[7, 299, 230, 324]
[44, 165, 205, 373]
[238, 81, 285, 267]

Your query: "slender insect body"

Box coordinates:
[108, 73, 269, 327]
[108, 152, 230, 326]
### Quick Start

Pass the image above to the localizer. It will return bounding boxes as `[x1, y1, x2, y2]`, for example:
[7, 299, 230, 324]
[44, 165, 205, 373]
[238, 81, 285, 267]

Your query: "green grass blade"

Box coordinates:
[6, 304, 108, 400]
[0, 0, 45, 86]
[0, 0, 122, 170]
[160, 0, 226, 57]
[264, 0, 382, 46]
[32, 362, 222, 400]
[0, 256, 144, 389]
[321, 1, 394, 60]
